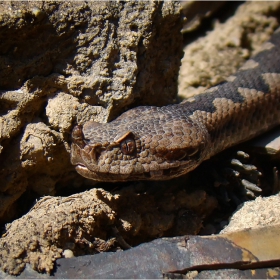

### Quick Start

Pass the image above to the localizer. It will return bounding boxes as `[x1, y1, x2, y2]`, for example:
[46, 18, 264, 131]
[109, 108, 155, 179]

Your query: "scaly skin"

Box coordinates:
[71, 28, 280, 182]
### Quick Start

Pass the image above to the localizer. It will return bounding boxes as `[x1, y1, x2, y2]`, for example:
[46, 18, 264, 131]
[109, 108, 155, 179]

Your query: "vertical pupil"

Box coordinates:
[127, 141, 132, 152]
[121, 139, 135, 155]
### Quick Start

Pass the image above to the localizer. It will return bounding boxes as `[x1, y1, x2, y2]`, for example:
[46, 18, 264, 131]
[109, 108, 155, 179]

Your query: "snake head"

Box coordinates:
[71, 105, 210, 182]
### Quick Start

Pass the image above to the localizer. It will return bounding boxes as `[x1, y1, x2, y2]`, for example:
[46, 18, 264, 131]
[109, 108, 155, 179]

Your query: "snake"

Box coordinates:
[71, 28, 280, 182]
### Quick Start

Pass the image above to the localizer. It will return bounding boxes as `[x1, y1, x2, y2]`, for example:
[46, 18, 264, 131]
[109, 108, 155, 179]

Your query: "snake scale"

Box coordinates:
[71, 28, 280, 182]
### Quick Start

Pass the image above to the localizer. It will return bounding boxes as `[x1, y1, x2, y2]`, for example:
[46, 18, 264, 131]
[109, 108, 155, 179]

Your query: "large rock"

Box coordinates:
[0, 1, 182, 222]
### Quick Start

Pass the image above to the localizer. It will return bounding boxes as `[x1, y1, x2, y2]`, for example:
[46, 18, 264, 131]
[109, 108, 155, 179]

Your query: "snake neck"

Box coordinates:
[182, 75, 280, 160]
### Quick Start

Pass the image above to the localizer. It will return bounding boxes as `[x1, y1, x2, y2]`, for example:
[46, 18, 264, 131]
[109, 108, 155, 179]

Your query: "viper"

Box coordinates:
[71, 28, 280, 182]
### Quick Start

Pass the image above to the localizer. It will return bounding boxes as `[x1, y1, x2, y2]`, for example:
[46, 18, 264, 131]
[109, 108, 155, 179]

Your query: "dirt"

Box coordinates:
[1, 0, 280, 277]
[179, 1, 280, 98]
[0, 185, 217, 275]
[0, 1, 182, 223]
[221, 194, 280, 234]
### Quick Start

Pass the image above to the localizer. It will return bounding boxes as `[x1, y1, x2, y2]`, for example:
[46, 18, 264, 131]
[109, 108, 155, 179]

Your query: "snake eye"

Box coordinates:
[120, 138, 136, 155]
[114, 131, 136, 155]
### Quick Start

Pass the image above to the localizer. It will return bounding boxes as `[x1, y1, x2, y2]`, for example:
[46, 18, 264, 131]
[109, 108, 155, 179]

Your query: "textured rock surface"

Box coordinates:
[221, 194, 280, 234]
[179, 1, 280, 98]
[1, 1, 280, 278]
[181, 1, 226, 32]
[0, 1, 182, 222]
[0, 185, 217, 275]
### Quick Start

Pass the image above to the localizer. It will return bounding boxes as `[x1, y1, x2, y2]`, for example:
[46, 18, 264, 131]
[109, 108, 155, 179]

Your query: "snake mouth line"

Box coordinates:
[75, 162, 196, 181]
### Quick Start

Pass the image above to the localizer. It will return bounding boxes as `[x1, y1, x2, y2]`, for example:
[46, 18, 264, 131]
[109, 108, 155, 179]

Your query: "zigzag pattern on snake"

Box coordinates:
[71, 28, 280, 182]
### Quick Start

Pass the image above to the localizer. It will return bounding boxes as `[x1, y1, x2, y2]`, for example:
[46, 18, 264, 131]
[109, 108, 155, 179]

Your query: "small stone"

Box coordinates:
[63, 249, 74, 258]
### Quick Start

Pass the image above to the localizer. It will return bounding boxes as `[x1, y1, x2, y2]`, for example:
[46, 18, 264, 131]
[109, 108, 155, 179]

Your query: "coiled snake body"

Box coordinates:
[71, 29, 280, 182]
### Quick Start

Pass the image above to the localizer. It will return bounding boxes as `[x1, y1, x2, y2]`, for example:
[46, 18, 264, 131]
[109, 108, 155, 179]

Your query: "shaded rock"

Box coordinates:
[181, 1, 226, 32]
[0, 184, 217, 275]
[2, 225, 280, 278]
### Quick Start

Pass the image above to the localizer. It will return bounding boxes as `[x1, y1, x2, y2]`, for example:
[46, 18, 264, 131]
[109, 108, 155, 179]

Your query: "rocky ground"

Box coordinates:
[1, 1, 280, 277]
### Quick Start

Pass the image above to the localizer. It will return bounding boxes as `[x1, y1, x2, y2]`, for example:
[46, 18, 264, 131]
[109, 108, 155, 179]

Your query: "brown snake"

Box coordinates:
[71, 28, 280, 182]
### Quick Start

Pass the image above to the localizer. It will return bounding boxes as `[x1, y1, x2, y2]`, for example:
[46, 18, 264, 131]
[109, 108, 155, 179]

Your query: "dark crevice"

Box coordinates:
[183, 2, 245, 46]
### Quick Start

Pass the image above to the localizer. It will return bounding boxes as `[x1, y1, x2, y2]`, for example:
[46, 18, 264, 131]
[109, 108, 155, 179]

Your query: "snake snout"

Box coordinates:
[71, 125, 104, 171]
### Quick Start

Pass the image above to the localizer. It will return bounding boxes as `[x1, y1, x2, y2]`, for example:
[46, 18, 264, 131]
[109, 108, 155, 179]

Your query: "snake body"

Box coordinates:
[71, 28, 280, 182]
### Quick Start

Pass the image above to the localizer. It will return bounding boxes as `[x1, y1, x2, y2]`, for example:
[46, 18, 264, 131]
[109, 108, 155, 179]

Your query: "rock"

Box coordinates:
[221, 194, 280, 234]
[246, 126, 280, 158]
[2, 225, 280, 278]
[0, 1, 182, 222]
[62, 249, 74, 259]
[179, 1, 280, 99]
[0, 185, 217, 275]
[1, 1, 280, 278]
[181, 1, 226, 32]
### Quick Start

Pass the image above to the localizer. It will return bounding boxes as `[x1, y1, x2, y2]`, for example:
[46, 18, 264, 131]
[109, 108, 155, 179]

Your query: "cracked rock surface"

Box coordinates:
[2, 1, 280, 278]
[0, 1, 182, 222]
[0, 185, 217, 275]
